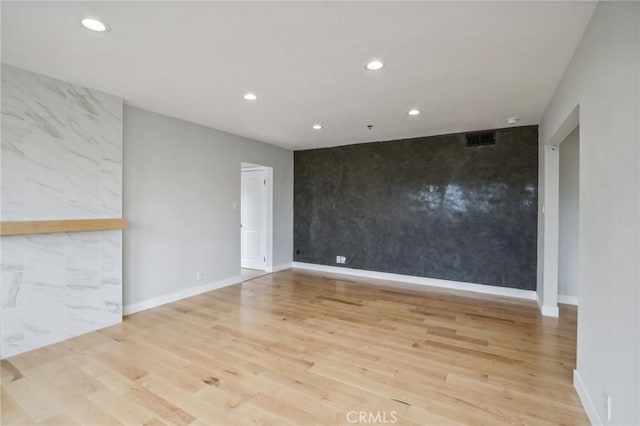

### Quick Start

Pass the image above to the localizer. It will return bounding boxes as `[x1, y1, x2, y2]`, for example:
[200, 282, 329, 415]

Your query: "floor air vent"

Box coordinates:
[465, 131, 496, 147]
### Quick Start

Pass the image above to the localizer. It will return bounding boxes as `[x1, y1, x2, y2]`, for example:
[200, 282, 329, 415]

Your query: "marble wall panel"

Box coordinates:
[1, 64, 123, 357]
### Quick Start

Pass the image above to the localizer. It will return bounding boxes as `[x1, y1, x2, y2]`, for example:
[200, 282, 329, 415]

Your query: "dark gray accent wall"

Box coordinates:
[294, 126, 538, 290]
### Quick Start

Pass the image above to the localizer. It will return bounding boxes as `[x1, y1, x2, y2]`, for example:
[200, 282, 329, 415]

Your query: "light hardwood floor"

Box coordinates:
[1, 269, 588, 425]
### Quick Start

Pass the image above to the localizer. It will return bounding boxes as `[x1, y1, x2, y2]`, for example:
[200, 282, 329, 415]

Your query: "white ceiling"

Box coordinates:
[2, 1, 595, 150]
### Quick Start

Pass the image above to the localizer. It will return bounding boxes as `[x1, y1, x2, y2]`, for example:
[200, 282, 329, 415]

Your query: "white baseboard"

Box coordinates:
[123, 274, 243, 316]
[574, 369, 603, 425]
[270, 262, 293, 273]
[558, 294, 579, 305]
[536, 294, 560, 317]
[540, 304, 560, 317]
[292, 262, 537, 301]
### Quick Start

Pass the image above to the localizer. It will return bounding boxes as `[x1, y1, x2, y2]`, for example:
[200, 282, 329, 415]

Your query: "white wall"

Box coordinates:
[1, 65, 123, 358]
[539, 2, 639, 424]
[122, 106, 293, 310]
[558, 127, 579, 300]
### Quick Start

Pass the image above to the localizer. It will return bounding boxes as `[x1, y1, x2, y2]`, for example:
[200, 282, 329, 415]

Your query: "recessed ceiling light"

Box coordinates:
[408, 109, 421, 116]
[244, 93, 257, 101]
[81, 18, 108, 32]
[506, 117, 519, 124]
[312, 124, 322, 130]
[366, 60, 384, 71]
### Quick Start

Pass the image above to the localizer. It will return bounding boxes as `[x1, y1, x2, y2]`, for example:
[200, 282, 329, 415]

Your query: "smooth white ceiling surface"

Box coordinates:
[2, 1, 596, 150]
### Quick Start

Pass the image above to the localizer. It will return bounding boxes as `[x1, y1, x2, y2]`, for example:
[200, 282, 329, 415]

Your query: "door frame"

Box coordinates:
[240, 162, 274, 272]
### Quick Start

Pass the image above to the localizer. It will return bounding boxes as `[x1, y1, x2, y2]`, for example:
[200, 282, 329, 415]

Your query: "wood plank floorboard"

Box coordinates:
[1, 269, 588, 425]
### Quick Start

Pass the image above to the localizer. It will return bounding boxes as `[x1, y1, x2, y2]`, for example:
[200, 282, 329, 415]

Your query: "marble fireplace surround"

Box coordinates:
[0, 64, 124, 358]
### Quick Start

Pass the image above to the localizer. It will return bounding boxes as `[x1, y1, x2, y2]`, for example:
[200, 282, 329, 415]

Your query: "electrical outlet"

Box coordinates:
[196, 272, 204, 281]
[335, 256, 346, 264]
[605, 394, 612, 422]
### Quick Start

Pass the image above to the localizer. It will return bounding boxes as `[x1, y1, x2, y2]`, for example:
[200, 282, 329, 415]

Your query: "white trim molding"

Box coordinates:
[536, 294, 560, 317]
[268, 262, 293, 273]
[540, 304, 560, 317]
[124, 275, 243, 316]
[558, 294, 579, 305]
[293, 262, 537, 301]
[574, 369, 603, 426]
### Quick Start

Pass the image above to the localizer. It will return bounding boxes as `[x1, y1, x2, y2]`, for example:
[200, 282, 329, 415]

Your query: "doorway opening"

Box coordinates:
[558, 127, 580, 307]
[555, 120, 580, 386]
[539, 104, 580, 317]
[240, 162, 273, 279]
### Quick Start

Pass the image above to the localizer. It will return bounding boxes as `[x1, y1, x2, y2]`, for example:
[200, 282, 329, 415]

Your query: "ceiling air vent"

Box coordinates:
[465, 131, 496, 147]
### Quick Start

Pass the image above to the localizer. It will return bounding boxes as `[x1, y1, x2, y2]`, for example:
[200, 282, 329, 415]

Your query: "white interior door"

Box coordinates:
[241, 169, 267, 270]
